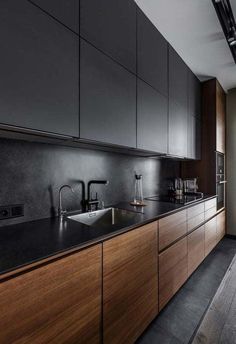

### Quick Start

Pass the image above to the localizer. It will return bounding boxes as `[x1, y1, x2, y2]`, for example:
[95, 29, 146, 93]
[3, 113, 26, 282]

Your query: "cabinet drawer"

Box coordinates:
[205, 198, 217, 211]
[159, 237, 188, 310]
[103, 222, 158, 344]
[159, 209, 187, 228]
[187, 202, 204, 219]
[159, 221, 187, 251]
[0, 245, 102, 344]
[205, 217, 217, 256]
[159, 210, 187, 251]
[187, 212, 205, 233]
[205, 206, 217, 221]
[188, 225, 205, 276]
[216, 210, 226, 242]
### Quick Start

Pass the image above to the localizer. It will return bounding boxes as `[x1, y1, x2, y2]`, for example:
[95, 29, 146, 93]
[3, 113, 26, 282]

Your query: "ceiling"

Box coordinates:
[135, 0, 236, 92]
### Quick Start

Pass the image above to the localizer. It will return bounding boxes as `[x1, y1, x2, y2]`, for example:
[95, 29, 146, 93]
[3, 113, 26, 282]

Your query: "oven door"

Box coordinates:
[216, 178, 226, 210]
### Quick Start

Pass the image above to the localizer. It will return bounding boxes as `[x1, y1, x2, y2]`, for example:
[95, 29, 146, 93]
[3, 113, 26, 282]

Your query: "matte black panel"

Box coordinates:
[0, 138, 180, 227]
[188, 71, 201, 118]
[169, 46, 188, 109]
[187, 115, 201, 160]
[0, 0, 79, 137]
[168, 99, 188, 157]
[137, 79, 168, 153]
[30, 0, 80, 33]
[137, 9, 168, 96]
[80, 39, 136, 148]
[80, 0, 136, 73]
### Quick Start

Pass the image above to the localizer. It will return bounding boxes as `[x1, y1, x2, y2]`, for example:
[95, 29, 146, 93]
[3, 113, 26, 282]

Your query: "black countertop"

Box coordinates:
[0, 195, 216, 278]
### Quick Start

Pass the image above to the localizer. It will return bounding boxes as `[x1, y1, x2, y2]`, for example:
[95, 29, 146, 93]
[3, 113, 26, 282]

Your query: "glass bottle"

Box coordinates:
[134, 174, 143, 205]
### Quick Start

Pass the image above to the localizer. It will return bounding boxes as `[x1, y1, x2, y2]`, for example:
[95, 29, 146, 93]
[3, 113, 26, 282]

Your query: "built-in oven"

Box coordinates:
[216, 152, 226, 210]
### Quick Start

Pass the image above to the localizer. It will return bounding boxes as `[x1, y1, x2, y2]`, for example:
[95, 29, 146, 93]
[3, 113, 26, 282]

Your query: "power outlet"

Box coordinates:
[0, 204, 24, 220]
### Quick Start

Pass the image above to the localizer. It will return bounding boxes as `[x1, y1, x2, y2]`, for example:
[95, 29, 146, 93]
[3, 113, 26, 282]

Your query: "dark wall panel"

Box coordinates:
[0, 138, 180, 227]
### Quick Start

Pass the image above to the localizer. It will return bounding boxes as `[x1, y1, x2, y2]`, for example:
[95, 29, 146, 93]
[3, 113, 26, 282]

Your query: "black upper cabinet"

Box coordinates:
[80, 39, 136, 148]
[188, 71, 201, 118]
[137, 79, 168, 153]
[187, 115, 201, 160]
[0, 0, 79, 137]
[30, 0, 79, 33]
[80, 0, 136, 73]
[137, 9, 168, 96]
[168, 99, 188, 157]
[169, 46, 188, 109]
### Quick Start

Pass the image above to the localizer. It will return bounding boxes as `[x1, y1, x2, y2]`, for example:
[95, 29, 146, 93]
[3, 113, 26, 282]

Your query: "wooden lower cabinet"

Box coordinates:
[216, 210, 226, 242]
[188, 225, 205, 276]
[159, 237, 188, 310]
[103, 222, 158, 344]
[0, 245, 102, 344]
[205, 217, 217, 256]
[159, 209, 187, 251]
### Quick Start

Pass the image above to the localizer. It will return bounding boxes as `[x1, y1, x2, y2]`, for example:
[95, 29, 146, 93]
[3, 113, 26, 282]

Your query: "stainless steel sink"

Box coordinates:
[68, 207, 139, 227]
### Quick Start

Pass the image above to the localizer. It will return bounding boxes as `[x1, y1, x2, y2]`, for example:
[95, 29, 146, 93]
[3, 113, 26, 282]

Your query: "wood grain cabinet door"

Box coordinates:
[0, 0, 79, 137]
[159, 209, 187, 251]
[159, 237, 188, 310]
[103, 222, 158, 344]
[205, 217, 217, 256]
[188, 225, 205, 276]
[216, 210, 226, 243]
[0, 245, 102, 344]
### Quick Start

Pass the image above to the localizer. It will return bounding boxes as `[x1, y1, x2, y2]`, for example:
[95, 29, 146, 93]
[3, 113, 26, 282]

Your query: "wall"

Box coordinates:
[226, 88, 236, 235]
[0, 138, 180, 227]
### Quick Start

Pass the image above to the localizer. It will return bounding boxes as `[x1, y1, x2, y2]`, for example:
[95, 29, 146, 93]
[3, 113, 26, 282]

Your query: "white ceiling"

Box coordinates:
[135, 0, 236, 92]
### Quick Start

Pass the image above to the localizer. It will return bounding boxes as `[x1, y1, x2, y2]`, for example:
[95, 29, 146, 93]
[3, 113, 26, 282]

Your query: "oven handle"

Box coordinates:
[217, 180, 227, 184]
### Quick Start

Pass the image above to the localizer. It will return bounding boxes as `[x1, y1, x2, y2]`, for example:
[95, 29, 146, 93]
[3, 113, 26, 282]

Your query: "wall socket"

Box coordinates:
[0, 204, 24, 220]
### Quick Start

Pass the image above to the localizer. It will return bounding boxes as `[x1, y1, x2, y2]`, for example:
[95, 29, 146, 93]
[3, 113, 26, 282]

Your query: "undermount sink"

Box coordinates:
[68, 207, 139, 227]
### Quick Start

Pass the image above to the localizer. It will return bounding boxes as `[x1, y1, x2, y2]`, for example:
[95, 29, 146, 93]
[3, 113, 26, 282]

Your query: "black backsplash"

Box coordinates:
[0, 138, 180, 227]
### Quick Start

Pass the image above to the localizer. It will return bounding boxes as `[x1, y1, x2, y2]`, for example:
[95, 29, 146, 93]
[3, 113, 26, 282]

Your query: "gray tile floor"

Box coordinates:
[137, 237, 236, 344]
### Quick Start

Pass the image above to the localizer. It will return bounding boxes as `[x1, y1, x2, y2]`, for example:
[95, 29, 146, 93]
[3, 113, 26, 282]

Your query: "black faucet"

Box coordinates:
[87, 180, 109, 211]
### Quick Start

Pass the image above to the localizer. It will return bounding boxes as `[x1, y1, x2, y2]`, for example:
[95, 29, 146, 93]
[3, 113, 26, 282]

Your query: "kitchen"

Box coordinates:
[0, 0, 235, 343]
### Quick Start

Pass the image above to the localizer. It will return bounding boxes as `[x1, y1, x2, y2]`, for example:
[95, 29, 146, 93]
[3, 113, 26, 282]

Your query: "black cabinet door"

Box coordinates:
[137, 9, 168, 96]
[137, 79, 168, 153]
[0, 0, 79, 137]
[30, 0, 79, 33]
[187, 116, 201, 160]
[168, 99, 188, 157]
[80, 0, 136, 73]
[169, 46, 188, 110]
[188, 71, 201, 118]
[80, 39, 136, 148]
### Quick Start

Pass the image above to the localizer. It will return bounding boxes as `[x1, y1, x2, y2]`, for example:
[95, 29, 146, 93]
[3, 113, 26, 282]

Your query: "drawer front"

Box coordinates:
[205, 198, 217, 211]
[187, 212, 205, 233]
[159, 209, 187, 228]
[216, 210, 226, 242]
[205, 217, 217, 256]
[187, 202, 204, 219]
[159, 237, 188, 310]
[159, 210, 187, 251]
[159, 221, 187, 251]
[205, 206, 217, 221]
[188, 225, 205, 276]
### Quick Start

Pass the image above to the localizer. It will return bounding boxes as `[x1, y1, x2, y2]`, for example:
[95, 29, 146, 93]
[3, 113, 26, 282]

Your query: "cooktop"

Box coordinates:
[145, 193, 204, 205]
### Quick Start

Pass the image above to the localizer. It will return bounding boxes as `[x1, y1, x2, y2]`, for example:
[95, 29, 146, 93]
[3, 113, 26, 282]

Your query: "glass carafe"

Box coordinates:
[134, 174, 143, 205]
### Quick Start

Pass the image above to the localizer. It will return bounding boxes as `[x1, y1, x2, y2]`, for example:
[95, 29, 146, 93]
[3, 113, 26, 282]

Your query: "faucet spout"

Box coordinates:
[58, 184, 74, 219]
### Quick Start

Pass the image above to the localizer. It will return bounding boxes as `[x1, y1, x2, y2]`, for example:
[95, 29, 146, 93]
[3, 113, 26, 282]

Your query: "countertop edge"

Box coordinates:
[0, 195, 220, 282]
